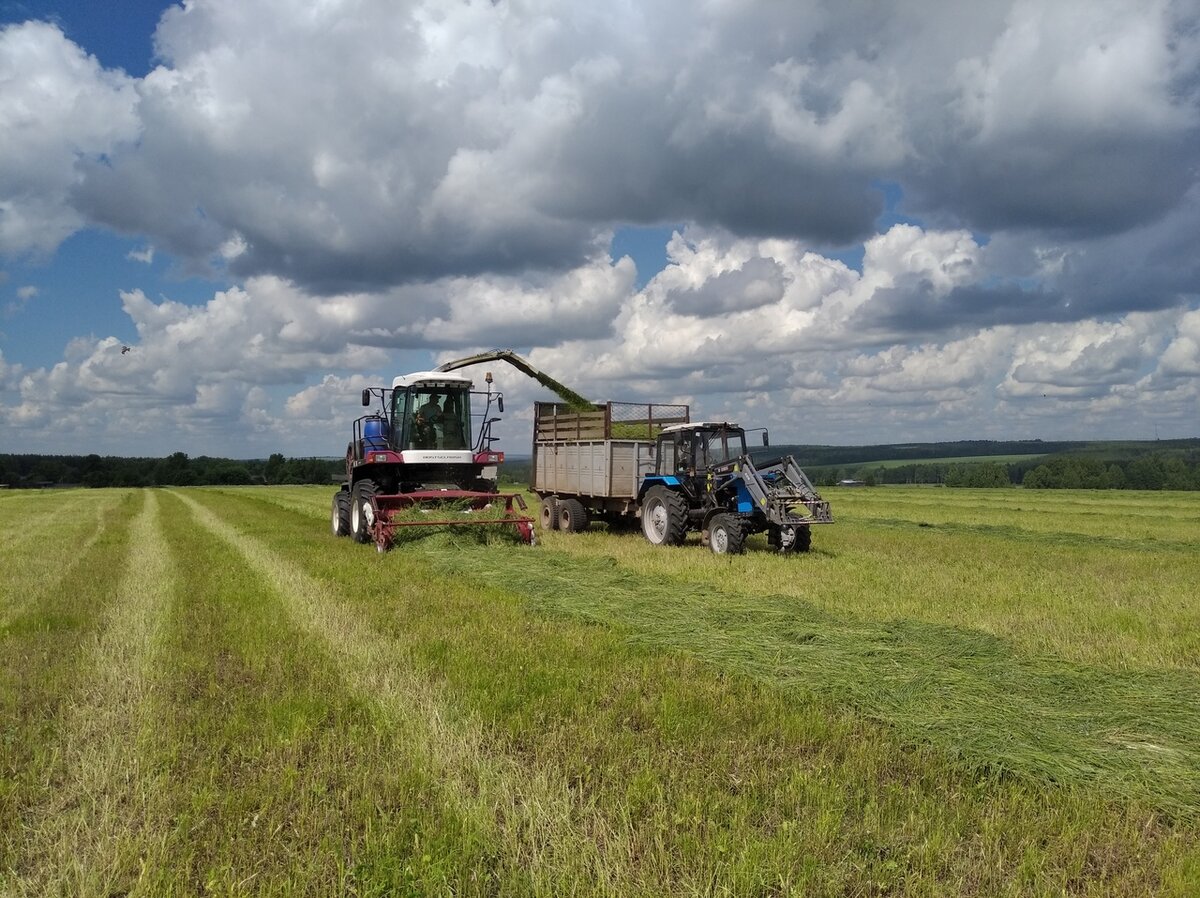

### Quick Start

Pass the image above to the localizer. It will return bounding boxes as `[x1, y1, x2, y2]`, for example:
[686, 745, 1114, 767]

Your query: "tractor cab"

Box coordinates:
[653, 423, 747, 495]
[389, 374, 475, 453]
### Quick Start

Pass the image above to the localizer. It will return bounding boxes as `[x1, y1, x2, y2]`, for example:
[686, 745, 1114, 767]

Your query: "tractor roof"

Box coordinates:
[392, 371, 474, 389]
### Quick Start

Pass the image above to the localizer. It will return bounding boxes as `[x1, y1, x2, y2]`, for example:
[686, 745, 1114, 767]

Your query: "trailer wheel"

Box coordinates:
[557, 498, 589, 533]
[540, 497, 559, 530]
[708, 513, 746, 555]
[331, 490, 351, 537]
[641, 487, 687, 546]
[350, 480, 378, 544]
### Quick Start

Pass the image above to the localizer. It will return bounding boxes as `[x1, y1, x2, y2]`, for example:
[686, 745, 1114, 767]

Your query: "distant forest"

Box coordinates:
[0, 452, 340, 489]
[3, 438, 1198, 491]
[505, 438, 1200, 491]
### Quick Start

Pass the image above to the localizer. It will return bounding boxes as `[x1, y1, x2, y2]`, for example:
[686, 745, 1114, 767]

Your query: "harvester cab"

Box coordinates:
[639, 422, 833, 554]
[332, 369, 534, 551]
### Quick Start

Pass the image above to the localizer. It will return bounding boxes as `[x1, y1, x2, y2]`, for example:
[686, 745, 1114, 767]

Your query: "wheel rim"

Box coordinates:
[331, 502, 340, 534]
[645, 500, 667, 542]
[711, 525, 728, 553]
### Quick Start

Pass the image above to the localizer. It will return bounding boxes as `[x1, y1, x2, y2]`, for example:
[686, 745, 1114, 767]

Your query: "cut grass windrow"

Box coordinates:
[0, 490, 127, 626]
[0, 490, 141, 882]
[11, 491, 171, 895]
[187, 487, 1200, 896]
[115, 490, 509, 895]
[175, 490, 641, 894]
[425, 540, 1200, 820]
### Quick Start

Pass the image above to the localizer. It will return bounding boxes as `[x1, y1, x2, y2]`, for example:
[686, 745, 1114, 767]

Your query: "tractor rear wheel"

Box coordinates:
[557, 498, 589, 533]
[708, 513, 746, 555]
[350, 480, 378, 544]
[331, 490, 351, 537]
[641, 487, 688, 546]
[540, 496, 559, 530]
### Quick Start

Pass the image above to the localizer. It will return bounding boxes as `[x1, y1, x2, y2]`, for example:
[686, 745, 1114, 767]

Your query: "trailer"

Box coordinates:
[532, 401, 833, 554]
[532, 401, 689, 531]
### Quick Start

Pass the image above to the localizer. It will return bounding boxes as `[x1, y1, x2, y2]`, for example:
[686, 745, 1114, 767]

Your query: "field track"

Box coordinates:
[2, 485, 1198, 896]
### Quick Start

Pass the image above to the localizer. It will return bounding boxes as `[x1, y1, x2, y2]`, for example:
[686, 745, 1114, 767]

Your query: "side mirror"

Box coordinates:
[361, 389, 371, 407]
[762, 431, 770, 447]
[497, 396, 504, 413]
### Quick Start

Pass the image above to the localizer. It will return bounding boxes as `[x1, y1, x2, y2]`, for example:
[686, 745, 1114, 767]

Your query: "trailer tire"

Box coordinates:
[641, 487, 688, 546]
[540, 497, 559, 530]
[351, 479, 378, 544]
[331, 490, 351, 537]
[557, 498, 589, 533]
[708, 513, 746, 555]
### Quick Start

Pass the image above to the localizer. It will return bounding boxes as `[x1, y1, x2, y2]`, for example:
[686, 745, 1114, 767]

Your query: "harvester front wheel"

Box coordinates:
[641, 487, 687, 546]
[540, 497, 559, 530]
[351, 479, 378, 544]
[708, 513, 746, 555]
[331, 490, 351, 537]
[557, 498, 589, 533]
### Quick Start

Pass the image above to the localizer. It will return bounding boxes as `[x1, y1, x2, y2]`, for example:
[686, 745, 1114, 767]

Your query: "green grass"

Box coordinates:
[808, 453, 1046, 471]
[2, 485, 1199, 895]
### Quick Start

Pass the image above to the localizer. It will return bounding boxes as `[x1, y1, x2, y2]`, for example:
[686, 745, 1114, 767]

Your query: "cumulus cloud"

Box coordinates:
[0, 21, 140, 256]
[126, 244, 155, 264]
[0, 0, 1191, 292]
[1, 1, 1197, 453]
[2, 221, 1197, 454]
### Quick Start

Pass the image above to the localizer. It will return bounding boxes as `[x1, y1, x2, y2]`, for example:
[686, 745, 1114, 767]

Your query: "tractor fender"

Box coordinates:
[637, 475, 681, 502]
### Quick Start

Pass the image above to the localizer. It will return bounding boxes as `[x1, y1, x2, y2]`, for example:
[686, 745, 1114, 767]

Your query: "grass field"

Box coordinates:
[807, 453, 1047, 471]
[2, 485, 1198, 896]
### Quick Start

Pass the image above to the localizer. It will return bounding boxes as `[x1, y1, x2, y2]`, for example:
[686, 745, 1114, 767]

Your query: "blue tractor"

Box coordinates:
[637, 422, 832, 554]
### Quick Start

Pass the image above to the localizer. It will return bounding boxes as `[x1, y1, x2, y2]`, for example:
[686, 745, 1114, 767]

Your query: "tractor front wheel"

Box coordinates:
[641, 487, 688, 546]
[708, 513, 746, 555]
[350, 480, 378, 544]
[331, 490, 351, 537]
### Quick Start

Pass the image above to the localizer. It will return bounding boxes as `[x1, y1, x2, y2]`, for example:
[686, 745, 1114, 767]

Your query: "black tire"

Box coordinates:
[708, 513, 746, 555]
[540, 496, 559, 530]
[557, 498, 589, 533]
[772, 524, 812, 554]
[331, 490, 351, 537]
[641, 487, 688, 546]
[350, 479, 378, 544]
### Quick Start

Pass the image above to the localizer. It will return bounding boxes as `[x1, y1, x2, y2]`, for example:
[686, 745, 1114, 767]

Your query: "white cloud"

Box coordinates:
[0, 21, 140, 256]
[126, 244, 155, 264]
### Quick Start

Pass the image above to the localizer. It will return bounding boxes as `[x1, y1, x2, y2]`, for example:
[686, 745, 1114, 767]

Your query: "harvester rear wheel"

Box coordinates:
[708, 513, 746, 555]
[351, 479, 378, 544]
[331, 490, 351, 537]
[641, 487, 687, 546]
[557, 498, 589, 533]
[540, 497, 559, 530]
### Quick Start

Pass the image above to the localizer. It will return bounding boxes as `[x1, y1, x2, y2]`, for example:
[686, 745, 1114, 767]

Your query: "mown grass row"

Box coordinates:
[180, 486, 1198, 895]
[4, 485, 1198, 894]
[1, 489, 140, 881]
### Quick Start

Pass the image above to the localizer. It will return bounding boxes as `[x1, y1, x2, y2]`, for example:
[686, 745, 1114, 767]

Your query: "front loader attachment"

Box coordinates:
[740, 455, 833, 526]
[368, 490, 536, 552]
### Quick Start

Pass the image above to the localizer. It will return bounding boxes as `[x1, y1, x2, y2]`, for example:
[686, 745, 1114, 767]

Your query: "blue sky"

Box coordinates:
[1, 0, 1197, 457]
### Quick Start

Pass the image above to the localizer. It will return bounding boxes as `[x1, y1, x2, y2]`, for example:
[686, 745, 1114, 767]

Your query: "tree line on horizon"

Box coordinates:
[0, 452, 341, 489]
[3, 442, 1199, 492]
